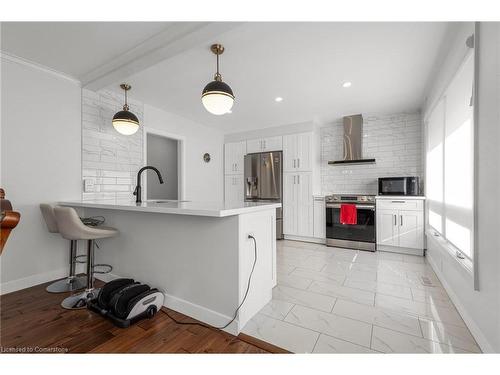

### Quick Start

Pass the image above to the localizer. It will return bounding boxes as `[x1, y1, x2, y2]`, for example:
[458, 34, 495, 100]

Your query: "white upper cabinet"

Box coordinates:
[224, 141, 246, 175]
[246, 136, 283, 154]
[283, 132, 313, 172]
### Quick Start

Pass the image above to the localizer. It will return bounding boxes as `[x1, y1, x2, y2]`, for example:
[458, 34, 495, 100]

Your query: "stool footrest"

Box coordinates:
[93, 263, 113, 274]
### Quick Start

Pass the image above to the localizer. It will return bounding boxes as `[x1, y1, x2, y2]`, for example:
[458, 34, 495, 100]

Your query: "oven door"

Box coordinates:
[326, 204, 376, 244]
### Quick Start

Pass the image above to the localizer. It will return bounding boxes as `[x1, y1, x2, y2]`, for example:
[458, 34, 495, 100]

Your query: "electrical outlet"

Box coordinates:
[84, 178, 95, 192]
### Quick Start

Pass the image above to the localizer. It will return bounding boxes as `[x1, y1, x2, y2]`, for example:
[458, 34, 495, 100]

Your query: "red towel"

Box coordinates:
[340, 204, 357, 225]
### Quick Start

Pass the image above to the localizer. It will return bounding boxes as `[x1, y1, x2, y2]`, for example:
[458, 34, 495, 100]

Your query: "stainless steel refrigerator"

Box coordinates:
[244, 151, 283, 239]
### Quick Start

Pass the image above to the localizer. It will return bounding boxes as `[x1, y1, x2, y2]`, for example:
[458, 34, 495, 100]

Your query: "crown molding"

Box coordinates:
[0, 51, 81, 86]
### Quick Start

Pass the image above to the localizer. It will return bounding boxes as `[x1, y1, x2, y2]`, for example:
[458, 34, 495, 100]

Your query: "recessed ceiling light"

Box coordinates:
[275, 97, 283, 102]
[342, 82, 352, 88]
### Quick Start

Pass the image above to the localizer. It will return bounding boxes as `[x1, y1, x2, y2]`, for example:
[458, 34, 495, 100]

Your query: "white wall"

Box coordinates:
[423, 22, 500, 353]
[0, 57, 82, 293]
[144, 104, 224, 202]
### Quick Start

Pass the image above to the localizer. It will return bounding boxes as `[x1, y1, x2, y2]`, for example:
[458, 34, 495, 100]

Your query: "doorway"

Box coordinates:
[143, 128, 185, 201]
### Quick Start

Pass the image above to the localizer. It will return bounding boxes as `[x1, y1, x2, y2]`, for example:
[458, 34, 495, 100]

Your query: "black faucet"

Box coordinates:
[133, 166, 164, 204]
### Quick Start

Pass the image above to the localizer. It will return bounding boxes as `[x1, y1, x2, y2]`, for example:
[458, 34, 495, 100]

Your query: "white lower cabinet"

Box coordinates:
[283, 172, 313, 238]
[376, 197, 425, 255]
[224, 175, 244, 204]
[313, 196, 326, 239]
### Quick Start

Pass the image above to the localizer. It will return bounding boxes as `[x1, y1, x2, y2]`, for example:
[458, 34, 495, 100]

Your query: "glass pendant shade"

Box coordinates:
[112, 110, 140, 135]
[202, 80, 235, 115]
[112, 83, 140, 135]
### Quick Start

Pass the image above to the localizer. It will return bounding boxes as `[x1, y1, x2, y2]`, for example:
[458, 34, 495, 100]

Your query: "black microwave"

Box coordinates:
[378, 177, 420, 196]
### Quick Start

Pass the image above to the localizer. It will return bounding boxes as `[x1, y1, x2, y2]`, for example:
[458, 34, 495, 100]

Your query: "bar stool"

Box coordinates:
[54, 206, 119, 310]
[40, 204, 87, 293]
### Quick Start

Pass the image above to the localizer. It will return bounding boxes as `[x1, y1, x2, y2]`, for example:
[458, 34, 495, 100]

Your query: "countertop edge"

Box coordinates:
[58, 201, 281, 217]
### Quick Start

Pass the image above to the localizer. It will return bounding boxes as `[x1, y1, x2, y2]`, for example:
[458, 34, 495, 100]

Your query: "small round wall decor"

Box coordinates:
[203, 153, 211, 163]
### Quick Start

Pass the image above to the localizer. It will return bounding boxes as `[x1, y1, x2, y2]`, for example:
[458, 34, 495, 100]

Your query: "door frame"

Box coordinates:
[143, 126, 186, 201]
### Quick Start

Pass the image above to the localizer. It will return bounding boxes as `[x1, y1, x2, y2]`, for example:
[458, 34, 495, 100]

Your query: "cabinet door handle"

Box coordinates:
[293, 175, 296, 184]
[391, 200, 405, 203]
[394, 215, 397, 226]
[400, 215, 403, 226]
[293, 159, 296, 168]
[297, 158, 300, 168]
[297, 175, 300, 184]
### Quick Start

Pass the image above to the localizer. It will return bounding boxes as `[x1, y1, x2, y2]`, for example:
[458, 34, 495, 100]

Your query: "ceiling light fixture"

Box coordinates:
[112, 84, 140, 135]
[275, 97, 283, 102]
[342, 81, 352, 88]
[202, 44, 235, 115]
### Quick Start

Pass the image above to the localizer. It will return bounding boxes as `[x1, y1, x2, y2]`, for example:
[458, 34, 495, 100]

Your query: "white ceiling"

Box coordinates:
[1, 22, 170, 77]
[119, 22, 449, 133]
[1, 22, 449, 134]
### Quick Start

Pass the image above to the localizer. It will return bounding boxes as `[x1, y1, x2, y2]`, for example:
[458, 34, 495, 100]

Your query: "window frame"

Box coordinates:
[424, 48, 476, 278]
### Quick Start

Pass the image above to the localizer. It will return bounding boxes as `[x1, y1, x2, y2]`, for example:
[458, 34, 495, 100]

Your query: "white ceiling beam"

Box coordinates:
[82, 22, 243, 91]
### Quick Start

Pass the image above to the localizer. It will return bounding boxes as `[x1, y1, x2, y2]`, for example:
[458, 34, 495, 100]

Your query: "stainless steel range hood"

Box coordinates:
[328, 114, 376, 165]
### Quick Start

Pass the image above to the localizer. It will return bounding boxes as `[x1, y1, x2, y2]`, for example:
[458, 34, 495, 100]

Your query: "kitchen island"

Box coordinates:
[59, 199, 280, 335]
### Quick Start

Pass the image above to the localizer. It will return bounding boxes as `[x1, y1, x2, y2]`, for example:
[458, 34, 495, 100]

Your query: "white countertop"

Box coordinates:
[375, 196, 426, 200]
[59, 199, 281, 217]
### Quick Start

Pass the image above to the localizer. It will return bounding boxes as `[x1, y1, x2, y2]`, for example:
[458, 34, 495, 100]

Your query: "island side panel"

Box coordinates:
[236, 208, 276, 331]
[81, 208, 240, 332]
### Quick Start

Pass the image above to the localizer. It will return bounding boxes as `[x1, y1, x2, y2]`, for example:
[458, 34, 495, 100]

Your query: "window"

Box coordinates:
[426, 52, 474, 264]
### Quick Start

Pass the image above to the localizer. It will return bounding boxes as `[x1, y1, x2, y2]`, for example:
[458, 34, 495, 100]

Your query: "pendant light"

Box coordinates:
[201, 44, 235, 115]
[112, 84, 140, 135]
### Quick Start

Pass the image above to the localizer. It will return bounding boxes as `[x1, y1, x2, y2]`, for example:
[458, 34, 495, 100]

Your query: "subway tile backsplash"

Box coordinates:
[81, 89, 144, 201]
[320, 113, 423, 195]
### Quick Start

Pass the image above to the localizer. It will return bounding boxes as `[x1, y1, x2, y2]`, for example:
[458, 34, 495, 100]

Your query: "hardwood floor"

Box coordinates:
[0, 280, 288, 353]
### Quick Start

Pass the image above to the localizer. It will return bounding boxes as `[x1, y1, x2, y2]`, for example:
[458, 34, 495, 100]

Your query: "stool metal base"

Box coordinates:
[61, 288, 100, 310]
[46, 276, 87, 293]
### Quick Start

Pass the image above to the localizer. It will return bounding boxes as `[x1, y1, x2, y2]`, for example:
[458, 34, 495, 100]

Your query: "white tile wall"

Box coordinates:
[320, 113, 423, 194]
[81, 89, 144, 200]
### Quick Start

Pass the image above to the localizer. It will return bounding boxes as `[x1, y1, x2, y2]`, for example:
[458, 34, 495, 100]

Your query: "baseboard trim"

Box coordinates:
[284, 235, 325, 244]
[95, 273, 239, 335]
[377, 244, 424, 256]
[427, 253, 495, 353]
[0, 267, 68, 296]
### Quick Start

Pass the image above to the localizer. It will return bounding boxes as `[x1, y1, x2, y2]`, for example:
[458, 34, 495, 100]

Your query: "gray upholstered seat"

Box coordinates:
[53, 206, 118, 310]
[54, 207, 118, 240]
[40, 204, 86, 293]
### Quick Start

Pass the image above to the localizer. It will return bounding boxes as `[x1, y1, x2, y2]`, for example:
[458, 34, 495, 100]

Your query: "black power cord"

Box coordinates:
[161, 234, 258, 331]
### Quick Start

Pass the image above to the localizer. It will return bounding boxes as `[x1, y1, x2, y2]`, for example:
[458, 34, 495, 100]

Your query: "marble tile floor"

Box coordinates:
[242, 240, 481, 354]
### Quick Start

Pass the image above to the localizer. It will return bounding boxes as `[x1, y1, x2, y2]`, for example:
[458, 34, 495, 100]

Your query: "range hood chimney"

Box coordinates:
[328, 114, 376, 165]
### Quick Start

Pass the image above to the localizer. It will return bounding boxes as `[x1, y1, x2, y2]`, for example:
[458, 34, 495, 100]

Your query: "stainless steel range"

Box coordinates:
[325, 194, 376, 252]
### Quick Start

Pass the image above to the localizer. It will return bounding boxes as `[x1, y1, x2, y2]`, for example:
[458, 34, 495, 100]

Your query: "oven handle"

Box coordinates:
[326, 203, 375, 210]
